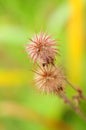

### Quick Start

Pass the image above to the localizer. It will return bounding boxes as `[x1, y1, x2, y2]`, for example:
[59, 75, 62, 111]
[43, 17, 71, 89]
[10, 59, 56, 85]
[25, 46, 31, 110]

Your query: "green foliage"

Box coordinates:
[0, 0, 86, 130]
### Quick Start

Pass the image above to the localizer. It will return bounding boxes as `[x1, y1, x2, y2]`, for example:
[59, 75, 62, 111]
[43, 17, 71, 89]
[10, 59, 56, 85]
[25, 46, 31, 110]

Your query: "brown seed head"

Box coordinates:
[34, 65, 65, 94]
[26, 33, 59, 64]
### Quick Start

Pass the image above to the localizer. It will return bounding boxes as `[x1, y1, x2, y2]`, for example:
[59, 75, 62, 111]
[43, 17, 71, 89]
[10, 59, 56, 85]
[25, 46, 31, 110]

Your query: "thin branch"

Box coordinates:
[56, 91, 86, 122]
[65, 79, 86, 101]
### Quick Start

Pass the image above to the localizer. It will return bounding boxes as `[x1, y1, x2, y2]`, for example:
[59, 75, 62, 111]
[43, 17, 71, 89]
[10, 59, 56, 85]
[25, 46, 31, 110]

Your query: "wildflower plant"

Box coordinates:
[25, 32, 86, 122]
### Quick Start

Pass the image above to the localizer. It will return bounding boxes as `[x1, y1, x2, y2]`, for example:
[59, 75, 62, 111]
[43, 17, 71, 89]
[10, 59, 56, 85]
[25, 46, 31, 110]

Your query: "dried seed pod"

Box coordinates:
[34, 65, 65, 94]
[26, 33, 59, 65]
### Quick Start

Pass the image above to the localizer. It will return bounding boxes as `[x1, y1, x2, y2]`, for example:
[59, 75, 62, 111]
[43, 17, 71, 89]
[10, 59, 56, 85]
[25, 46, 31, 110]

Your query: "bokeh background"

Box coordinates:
[0, 0, 86, 130]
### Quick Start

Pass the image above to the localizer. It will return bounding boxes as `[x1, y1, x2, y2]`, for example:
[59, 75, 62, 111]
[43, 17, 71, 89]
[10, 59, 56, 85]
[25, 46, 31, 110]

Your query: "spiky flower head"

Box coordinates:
[34, 65, 65, 94]
[26, 33, 58, 65]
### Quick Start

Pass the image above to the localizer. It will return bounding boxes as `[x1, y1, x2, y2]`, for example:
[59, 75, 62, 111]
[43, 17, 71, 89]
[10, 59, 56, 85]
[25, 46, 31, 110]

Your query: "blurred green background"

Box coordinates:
[0, 0, 86, 130]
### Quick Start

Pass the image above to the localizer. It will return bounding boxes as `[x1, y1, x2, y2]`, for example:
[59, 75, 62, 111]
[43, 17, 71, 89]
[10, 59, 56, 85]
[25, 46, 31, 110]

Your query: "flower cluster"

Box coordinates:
[25, 32, 86, 122]
[26, 32, 65, 93]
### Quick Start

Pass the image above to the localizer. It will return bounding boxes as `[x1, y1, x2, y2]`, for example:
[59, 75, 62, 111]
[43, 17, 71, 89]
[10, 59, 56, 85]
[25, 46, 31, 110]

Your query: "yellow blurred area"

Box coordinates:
[67, 0, 84, 83]
[0, 70, 31, 87]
